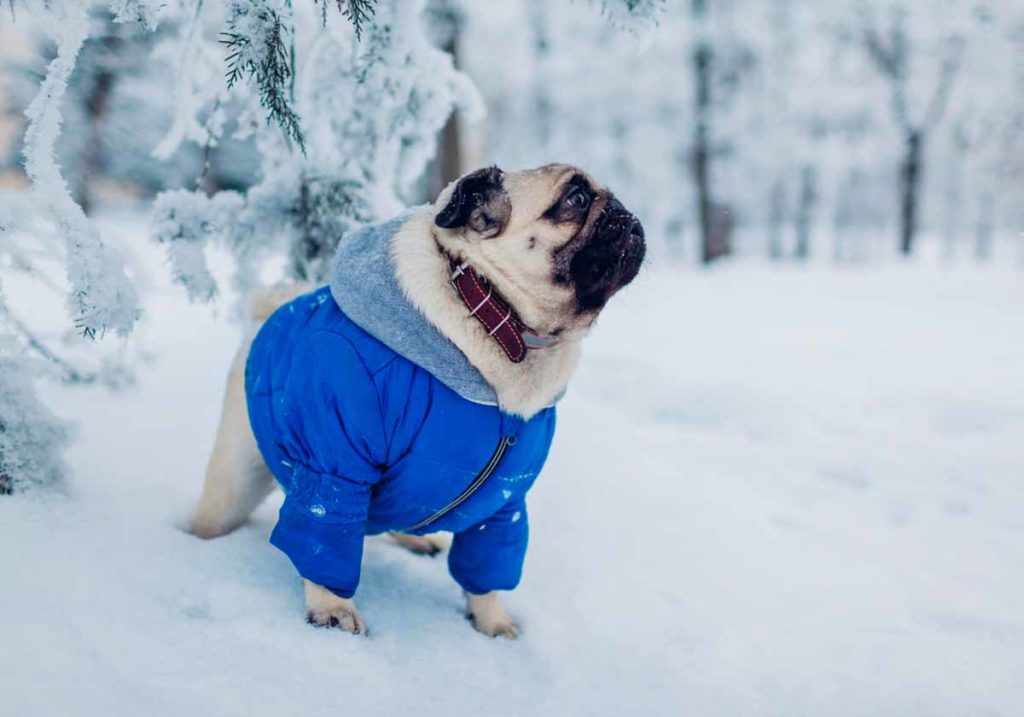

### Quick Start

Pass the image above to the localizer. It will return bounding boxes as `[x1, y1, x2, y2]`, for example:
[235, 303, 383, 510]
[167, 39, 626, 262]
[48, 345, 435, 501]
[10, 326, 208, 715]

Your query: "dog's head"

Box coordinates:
[432, 164, 645, 337]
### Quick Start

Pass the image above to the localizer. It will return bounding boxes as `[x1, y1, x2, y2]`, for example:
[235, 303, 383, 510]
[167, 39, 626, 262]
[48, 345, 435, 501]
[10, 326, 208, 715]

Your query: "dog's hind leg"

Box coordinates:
[191, 286, 313, 539]
[190, 335, 275, 539]
[388, 532, 452, 556]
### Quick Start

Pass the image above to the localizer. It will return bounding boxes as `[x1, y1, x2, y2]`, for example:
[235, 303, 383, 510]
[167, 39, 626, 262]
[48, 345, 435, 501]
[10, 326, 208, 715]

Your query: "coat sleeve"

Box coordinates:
[268, 330, 387, 599]
[448, 497, 529, 595]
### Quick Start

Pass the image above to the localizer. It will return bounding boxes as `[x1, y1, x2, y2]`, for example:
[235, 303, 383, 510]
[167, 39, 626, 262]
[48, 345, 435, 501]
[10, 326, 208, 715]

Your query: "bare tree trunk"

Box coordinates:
[861, 13, 961, 259]
[975, 190, 995, 261]
[425, 3, 464, 199]
[942, 136, 966, 262]
[768, 179, 785, 260]
[794, 165, 817, 260]
[78, 37, 118, 215]
[692, 0, 728, 264]
[693, 51, 714, 263]
[292, 176, 320, 281]
[529, 0, 553, 148]
[436, 97, 463, 188]
[832, 170, 857, 263]
[899, 129, 923, 255]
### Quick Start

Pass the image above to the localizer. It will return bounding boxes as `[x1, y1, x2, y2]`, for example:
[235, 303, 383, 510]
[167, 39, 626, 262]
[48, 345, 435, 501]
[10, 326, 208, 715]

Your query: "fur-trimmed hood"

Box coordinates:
[329, 211, 572, 414]
[328, 209, 501, 406]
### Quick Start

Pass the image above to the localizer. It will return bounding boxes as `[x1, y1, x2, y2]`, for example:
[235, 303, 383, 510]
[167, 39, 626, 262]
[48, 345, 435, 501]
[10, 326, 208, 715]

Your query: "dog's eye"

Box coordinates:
[564, 187, 590, 211]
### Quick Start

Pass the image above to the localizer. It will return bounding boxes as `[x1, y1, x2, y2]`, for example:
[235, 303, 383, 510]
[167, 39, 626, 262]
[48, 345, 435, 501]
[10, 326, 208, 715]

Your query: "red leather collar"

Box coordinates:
[449, 260, 553, 363]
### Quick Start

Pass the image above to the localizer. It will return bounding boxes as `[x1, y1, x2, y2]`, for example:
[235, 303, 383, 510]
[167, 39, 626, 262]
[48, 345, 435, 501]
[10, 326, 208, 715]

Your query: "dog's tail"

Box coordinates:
[190, 283, 312, 539]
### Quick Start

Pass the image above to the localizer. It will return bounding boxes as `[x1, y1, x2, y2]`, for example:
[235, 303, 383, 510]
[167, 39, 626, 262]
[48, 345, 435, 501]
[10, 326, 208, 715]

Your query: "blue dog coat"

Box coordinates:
[245, 214, 558, 598]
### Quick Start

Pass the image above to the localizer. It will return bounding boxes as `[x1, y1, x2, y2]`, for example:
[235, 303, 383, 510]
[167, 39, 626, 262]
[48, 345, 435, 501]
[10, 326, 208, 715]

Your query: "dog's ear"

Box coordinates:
[435, 166, 511, 238]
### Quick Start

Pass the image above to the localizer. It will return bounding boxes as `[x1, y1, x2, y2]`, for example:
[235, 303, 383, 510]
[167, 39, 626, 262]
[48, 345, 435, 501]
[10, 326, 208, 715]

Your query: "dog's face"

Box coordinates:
[432, 164, 645, 337]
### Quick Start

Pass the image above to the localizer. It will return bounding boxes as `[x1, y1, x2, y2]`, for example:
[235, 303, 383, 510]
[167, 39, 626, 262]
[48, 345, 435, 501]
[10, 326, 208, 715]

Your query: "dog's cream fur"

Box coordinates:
[191, 165, 621, 639]
[392, 208, 581, 418]
[190, 326, 275, 540]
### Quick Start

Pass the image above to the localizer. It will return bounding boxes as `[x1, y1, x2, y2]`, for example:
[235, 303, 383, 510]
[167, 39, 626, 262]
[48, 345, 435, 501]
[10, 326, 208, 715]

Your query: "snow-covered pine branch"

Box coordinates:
[151, 189, 246, 301]
[152, 1, 230, 163]
[1, 0, 167, 493]
[222, 0, 305, 152]
[19, 0, 141, 339]
[315, 0, 377, 38]
[152, 0, 483, 295]
[0, 298, 71, 494]
[108, 0, 164, 30]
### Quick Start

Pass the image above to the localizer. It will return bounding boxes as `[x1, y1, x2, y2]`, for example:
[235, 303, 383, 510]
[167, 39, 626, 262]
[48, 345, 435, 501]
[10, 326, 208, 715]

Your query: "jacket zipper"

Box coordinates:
[404, 434, 516, 533]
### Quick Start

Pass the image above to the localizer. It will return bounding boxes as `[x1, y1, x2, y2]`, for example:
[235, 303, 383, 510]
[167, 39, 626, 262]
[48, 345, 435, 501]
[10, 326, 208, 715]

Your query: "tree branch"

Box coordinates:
[923, 36, 965, 131]
[0, 301, 97, 385]
[860, 4, 909, 129]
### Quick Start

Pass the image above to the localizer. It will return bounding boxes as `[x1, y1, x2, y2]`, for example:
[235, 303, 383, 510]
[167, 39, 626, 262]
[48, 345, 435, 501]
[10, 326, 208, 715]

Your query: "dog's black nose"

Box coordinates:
[629, 218, 644, 242]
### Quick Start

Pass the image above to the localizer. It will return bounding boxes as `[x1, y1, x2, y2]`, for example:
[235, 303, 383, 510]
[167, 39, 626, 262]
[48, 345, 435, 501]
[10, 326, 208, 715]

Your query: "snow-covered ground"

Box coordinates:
[2, 217, 1023, 716]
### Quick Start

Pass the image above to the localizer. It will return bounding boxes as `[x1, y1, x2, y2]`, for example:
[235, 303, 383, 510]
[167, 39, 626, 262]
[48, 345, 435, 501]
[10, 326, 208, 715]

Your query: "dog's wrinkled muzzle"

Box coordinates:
[571, 199, 646, 311]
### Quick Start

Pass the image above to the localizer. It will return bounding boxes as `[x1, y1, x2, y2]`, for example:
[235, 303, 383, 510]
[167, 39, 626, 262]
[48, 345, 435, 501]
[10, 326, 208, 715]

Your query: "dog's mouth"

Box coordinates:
[566, 200, 646, 312]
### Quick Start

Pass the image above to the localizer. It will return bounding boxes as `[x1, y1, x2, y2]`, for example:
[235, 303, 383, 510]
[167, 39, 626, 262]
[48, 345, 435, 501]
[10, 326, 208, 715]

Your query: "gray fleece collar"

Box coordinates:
[328, 211, 500, 406]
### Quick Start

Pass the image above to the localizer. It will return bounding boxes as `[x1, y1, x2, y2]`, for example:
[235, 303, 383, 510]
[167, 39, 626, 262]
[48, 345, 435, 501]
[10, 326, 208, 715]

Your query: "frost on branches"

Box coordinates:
[0, 329, 71, 495]
[19, 0, 141, 339]
[1, 0, 150, 493]
[107, 0, 164, 30]
[152, 0, 483, 295]
[221, 0, 306, 152]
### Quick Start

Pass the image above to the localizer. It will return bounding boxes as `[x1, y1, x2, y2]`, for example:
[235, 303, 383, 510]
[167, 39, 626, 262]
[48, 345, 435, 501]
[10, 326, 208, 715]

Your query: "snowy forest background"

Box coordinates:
[1, 3, 1024, 714]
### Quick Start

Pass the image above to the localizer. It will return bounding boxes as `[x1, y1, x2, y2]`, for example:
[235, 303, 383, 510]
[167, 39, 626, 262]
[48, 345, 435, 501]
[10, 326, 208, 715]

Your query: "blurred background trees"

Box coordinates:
[463, 0, 1022, 264]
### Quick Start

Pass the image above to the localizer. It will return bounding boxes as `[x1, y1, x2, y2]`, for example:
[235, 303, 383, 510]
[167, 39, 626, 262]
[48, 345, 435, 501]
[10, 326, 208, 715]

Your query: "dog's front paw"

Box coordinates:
[471, 613, 520, 639]
[306, 604, 367, 634]
[303, 580, 367, 635]
[466, 591, 520, 639]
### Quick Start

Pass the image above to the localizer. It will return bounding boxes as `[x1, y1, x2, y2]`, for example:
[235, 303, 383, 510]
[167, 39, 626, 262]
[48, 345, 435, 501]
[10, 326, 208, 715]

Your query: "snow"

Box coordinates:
[2, 214, 1023, 715]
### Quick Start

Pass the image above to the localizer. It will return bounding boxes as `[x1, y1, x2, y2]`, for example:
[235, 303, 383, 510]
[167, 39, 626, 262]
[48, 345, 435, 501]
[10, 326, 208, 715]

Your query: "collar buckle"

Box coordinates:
[450, 262, 468, 285]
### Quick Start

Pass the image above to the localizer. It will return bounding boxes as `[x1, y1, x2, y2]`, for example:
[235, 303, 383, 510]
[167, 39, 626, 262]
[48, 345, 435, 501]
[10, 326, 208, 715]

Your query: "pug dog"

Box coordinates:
[190, 164, 645, 638]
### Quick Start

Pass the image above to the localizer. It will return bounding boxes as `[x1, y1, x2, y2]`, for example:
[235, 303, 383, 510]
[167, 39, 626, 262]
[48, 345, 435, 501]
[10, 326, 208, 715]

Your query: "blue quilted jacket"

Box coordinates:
[245, 216, 557, 598]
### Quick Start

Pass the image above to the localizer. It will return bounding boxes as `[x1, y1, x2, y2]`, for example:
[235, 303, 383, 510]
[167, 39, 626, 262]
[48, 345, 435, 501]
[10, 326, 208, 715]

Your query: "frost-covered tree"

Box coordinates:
[854, 0, 1024, 257]
[0, 320, 71, 494]
[931, 0, 1024, 261]
[2, 9, 260, 205]
[10, 2, 141, 339]
[690, 0, 754, 264]
[0, 1, 145, 493]
[729, 0, 889, 261]
[152, 0, 483, 295]
[857, 0, 966, 256]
